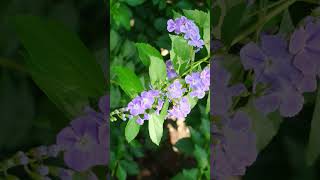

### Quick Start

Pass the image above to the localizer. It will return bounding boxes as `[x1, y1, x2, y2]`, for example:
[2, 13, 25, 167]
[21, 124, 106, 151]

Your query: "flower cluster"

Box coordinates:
[127, 90, 162, 125]
[123, 62, 210, 124]
[211, 60, 257, 180]
[167, 16, 204, 51]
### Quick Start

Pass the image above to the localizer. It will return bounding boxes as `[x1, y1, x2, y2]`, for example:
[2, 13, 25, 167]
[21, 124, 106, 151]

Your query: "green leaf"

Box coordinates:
[221, 2, 246, 46]
[112, 66, 144, 98]
[242, 100, 283, 151]
[121, 160, 139, 175]
[172, 168, 199, 180]
[306, 87, 320, 166]
[12, 15, 105, 118]
[183, 9, 209, 28]
[169, 35, 194, 75]
[123, 0, 146, 6]
[116, 164, 127, 180]
[205, 93, 210, 114]
[125, 117, 140, 143]
[194, 145, 209, 169]
[135, 43, 162, 66]
[175, 138, 194, 156]
[148, 113, 165, 146]
[149, 56, 166, 87]
[279, 9, 294, 36]
[111, 3, 132, 30]
[121, 40, 136, 59]
[186, 93, 198, 109]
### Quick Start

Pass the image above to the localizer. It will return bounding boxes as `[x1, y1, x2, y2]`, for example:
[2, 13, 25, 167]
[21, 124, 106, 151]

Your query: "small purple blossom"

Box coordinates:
[167, 80, 186, 99]
[127, 96, 144, 116]
[58, 168, 74, 180]
[185, 67, 210, 99]
[167, 16, 204, 51]
[211, 60, 247, 116]
[156, 99, 164, 115]
[56, 116, 107, 171]
[166, 60, 178, 79]
[36, 165, 49, 176]
[168, 97, 191, 119]
[16, 151, 28, 165]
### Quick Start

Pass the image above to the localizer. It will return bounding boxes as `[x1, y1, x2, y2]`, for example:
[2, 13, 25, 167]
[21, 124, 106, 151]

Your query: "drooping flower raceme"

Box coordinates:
[167, 16, 204, 51]
[185, 66, 210, 99]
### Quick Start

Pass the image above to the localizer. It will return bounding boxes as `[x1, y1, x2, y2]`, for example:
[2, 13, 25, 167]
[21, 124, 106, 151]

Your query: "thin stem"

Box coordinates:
[231, 0, 297, 46]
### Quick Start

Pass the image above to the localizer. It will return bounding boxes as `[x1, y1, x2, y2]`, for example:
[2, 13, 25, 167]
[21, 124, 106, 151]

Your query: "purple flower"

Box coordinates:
[167, 16, 204, 50]
[156, 99, 164, 115]
[211, 60, 247, 116]
[47, 144, 61, 158]
[201, 66, 210, 89]
[135, 113, 149, 125]
[141, 91, 156, 109]
[127, 96, 144, 116]
[185, 72, 202, 89]
[57, 116, 107, 171]
[289, 20, 320, 92]
[168, 97, 191, 119]
[36, 165, 49, 176]
[254, 78, 304, 117]
[16, 151, 28, 165]
[212, 111, 257, 179]
[240, 34, 301, 89]
[166, 60, 178, 79]
[167, 80, 186, 99]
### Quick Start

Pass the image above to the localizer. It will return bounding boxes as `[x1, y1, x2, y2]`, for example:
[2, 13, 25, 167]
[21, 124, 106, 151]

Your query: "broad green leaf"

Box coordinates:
[123, 0, 146, 6]
[194, 145, 209, 169]
[175, 138, 194, 156]
[279, 9, 294, 36]
[111, 3, 132, 30]
[242, 100, 283, 151]
[169, 35, 194, 75]
[183, 9, 209, 28]
[112, 66, 144, 98]
[221, 2, 246, 46]
[125, 117, 140, 143]
[149, 56, 166, 87]
[121, 40, 136, 59]
[135, 43, 162, 66]
[306, 87, 320, 166]
[120, 160, 139, 175]
[148, 113, 164, 146]
[12, 15, 105, 118]
[110, 29, 120, 52]
[116, 164, 127, 180]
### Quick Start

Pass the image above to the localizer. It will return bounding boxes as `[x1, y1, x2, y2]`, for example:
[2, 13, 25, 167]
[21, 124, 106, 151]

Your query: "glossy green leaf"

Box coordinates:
[12, 15, 105, 118]
[135, 43, 162, 66]
[169, 35, 194, 75]
[148, 111, 167, 146]
[125, 117, 140, 143]
[116, 164, 127, 180]
[149, 56, 166, 87]
[112, 66, 144, 98]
